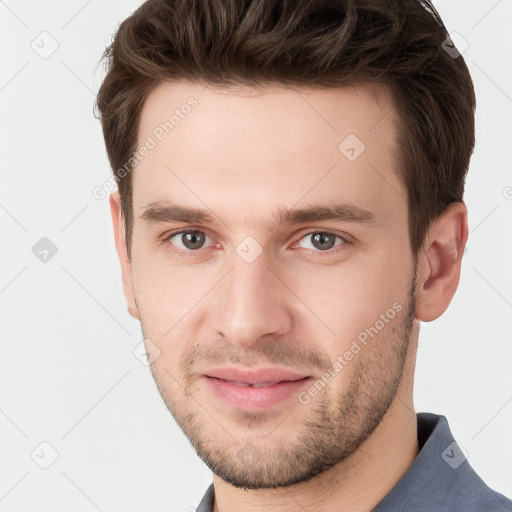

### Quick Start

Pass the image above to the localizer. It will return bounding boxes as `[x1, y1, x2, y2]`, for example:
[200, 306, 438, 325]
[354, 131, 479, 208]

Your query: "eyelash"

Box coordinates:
[162, 228, 351, 258]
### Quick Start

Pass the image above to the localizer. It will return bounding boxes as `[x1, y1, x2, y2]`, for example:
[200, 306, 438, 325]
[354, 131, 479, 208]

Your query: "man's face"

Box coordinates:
[125, 81, 418, 488]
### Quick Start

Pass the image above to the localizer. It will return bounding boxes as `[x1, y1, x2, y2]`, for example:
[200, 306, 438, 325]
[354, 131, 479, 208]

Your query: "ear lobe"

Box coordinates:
[109, 192, 140, 321]
[415, 202, 468, 322]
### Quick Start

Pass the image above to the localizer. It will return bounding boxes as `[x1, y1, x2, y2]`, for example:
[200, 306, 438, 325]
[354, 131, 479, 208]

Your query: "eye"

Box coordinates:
[296, 231, 346, 251]
[167, 229, 213, 252]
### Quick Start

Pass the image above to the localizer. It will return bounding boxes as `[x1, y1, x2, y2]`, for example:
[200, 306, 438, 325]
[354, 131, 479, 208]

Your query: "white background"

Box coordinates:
[1, 0, 511, 510]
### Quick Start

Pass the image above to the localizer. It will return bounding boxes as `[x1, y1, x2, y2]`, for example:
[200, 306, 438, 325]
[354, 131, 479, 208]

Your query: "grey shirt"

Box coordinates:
[195, 412, 512, 511]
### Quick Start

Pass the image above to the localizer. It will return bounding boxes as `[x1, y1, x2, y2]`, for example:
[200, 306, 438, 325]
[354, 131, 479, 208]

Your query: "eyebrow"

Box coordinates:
[140, 201, 379, 229]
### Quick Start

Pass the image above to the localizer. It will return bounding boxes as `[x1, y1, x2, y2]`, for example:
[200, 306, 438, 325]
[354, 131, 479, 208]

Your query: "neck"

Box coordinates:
[212, 335, 419, 512]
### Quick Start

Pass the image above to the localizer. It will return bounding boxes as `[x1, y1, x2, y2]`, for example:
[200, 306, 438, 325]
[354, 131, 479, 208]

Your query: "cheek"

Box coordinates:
[130, 249, 220, 346]
[288, 253, 411, 353]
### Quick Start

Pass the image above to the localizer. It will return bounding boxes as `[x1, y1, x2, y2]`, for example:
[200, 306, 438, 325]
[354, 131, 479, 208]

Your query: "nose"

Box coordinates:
[209, 252, 294, 349]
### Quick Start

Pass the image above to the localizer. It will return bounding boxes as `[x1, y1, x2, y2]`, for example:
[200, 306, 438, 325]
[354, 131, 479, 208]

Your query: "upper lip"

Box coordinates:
[204, 367, 310, 385]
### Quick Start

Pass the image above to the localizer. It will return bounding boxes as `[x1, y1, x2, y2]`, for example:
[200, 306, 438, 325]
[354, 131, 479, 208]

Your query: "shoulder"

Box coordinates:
[374, 412, 512, 512]
[420, 413, 512, 512]
[444, 465, 512, 512]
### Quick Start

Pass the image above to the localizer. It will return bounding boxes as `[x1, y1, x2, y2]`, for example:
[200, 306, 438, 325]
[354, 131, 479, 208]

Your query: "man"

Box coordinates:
[95, 0, 512, 510]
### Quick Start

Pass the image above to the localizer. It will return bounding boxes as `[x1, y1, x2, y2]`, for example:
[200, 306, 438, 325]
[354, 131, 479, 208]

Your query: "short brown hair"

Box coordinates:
[95, 0, 476, 257]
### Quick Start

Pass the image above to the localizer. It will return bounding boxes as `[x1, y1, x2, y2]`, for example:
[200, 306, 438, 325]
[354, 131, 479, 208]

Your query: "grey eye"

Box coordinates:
[298, 232, 344, 251]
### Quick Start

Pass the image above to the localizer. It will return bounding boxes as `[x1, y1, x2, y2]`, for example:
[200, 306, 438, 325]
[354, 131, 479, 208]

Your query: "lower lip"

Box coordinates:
[202, 376, 312, 411]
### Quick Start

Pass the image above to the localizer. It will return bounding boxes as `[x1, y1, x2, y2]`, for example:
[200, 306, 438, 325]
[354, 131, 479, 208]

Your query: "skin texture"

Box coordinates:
[110, 81, 468, 512]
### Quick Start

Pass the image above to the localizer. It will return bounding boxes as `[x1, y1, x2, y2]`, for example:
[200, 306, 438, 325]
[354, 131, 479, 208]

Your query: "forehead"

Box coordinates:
[133, 80, 405, 229]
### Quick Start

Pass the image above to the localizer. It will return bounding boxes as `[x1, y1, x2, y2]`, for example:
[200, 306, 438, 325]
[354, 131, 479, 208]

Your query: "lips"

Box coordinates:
[204, 367, 308, 386]
[201, 368, 313, 411]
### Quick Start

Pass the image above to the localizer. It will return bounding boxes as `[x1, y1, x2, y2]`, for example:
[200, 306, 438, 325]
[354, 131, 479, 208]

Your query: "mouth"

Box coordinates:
[200, 367, 313, 411]
[215, 379, 304, 387]
[210, 377, 308, 388]
[203, 366, 310, 385]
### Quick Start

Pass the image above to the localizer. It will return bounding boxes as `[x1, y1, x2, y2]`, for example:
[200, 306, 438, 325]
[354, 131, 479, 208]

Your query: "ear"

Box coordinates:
[415, 201, 468, 322]
[109, 191, 140, 320]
